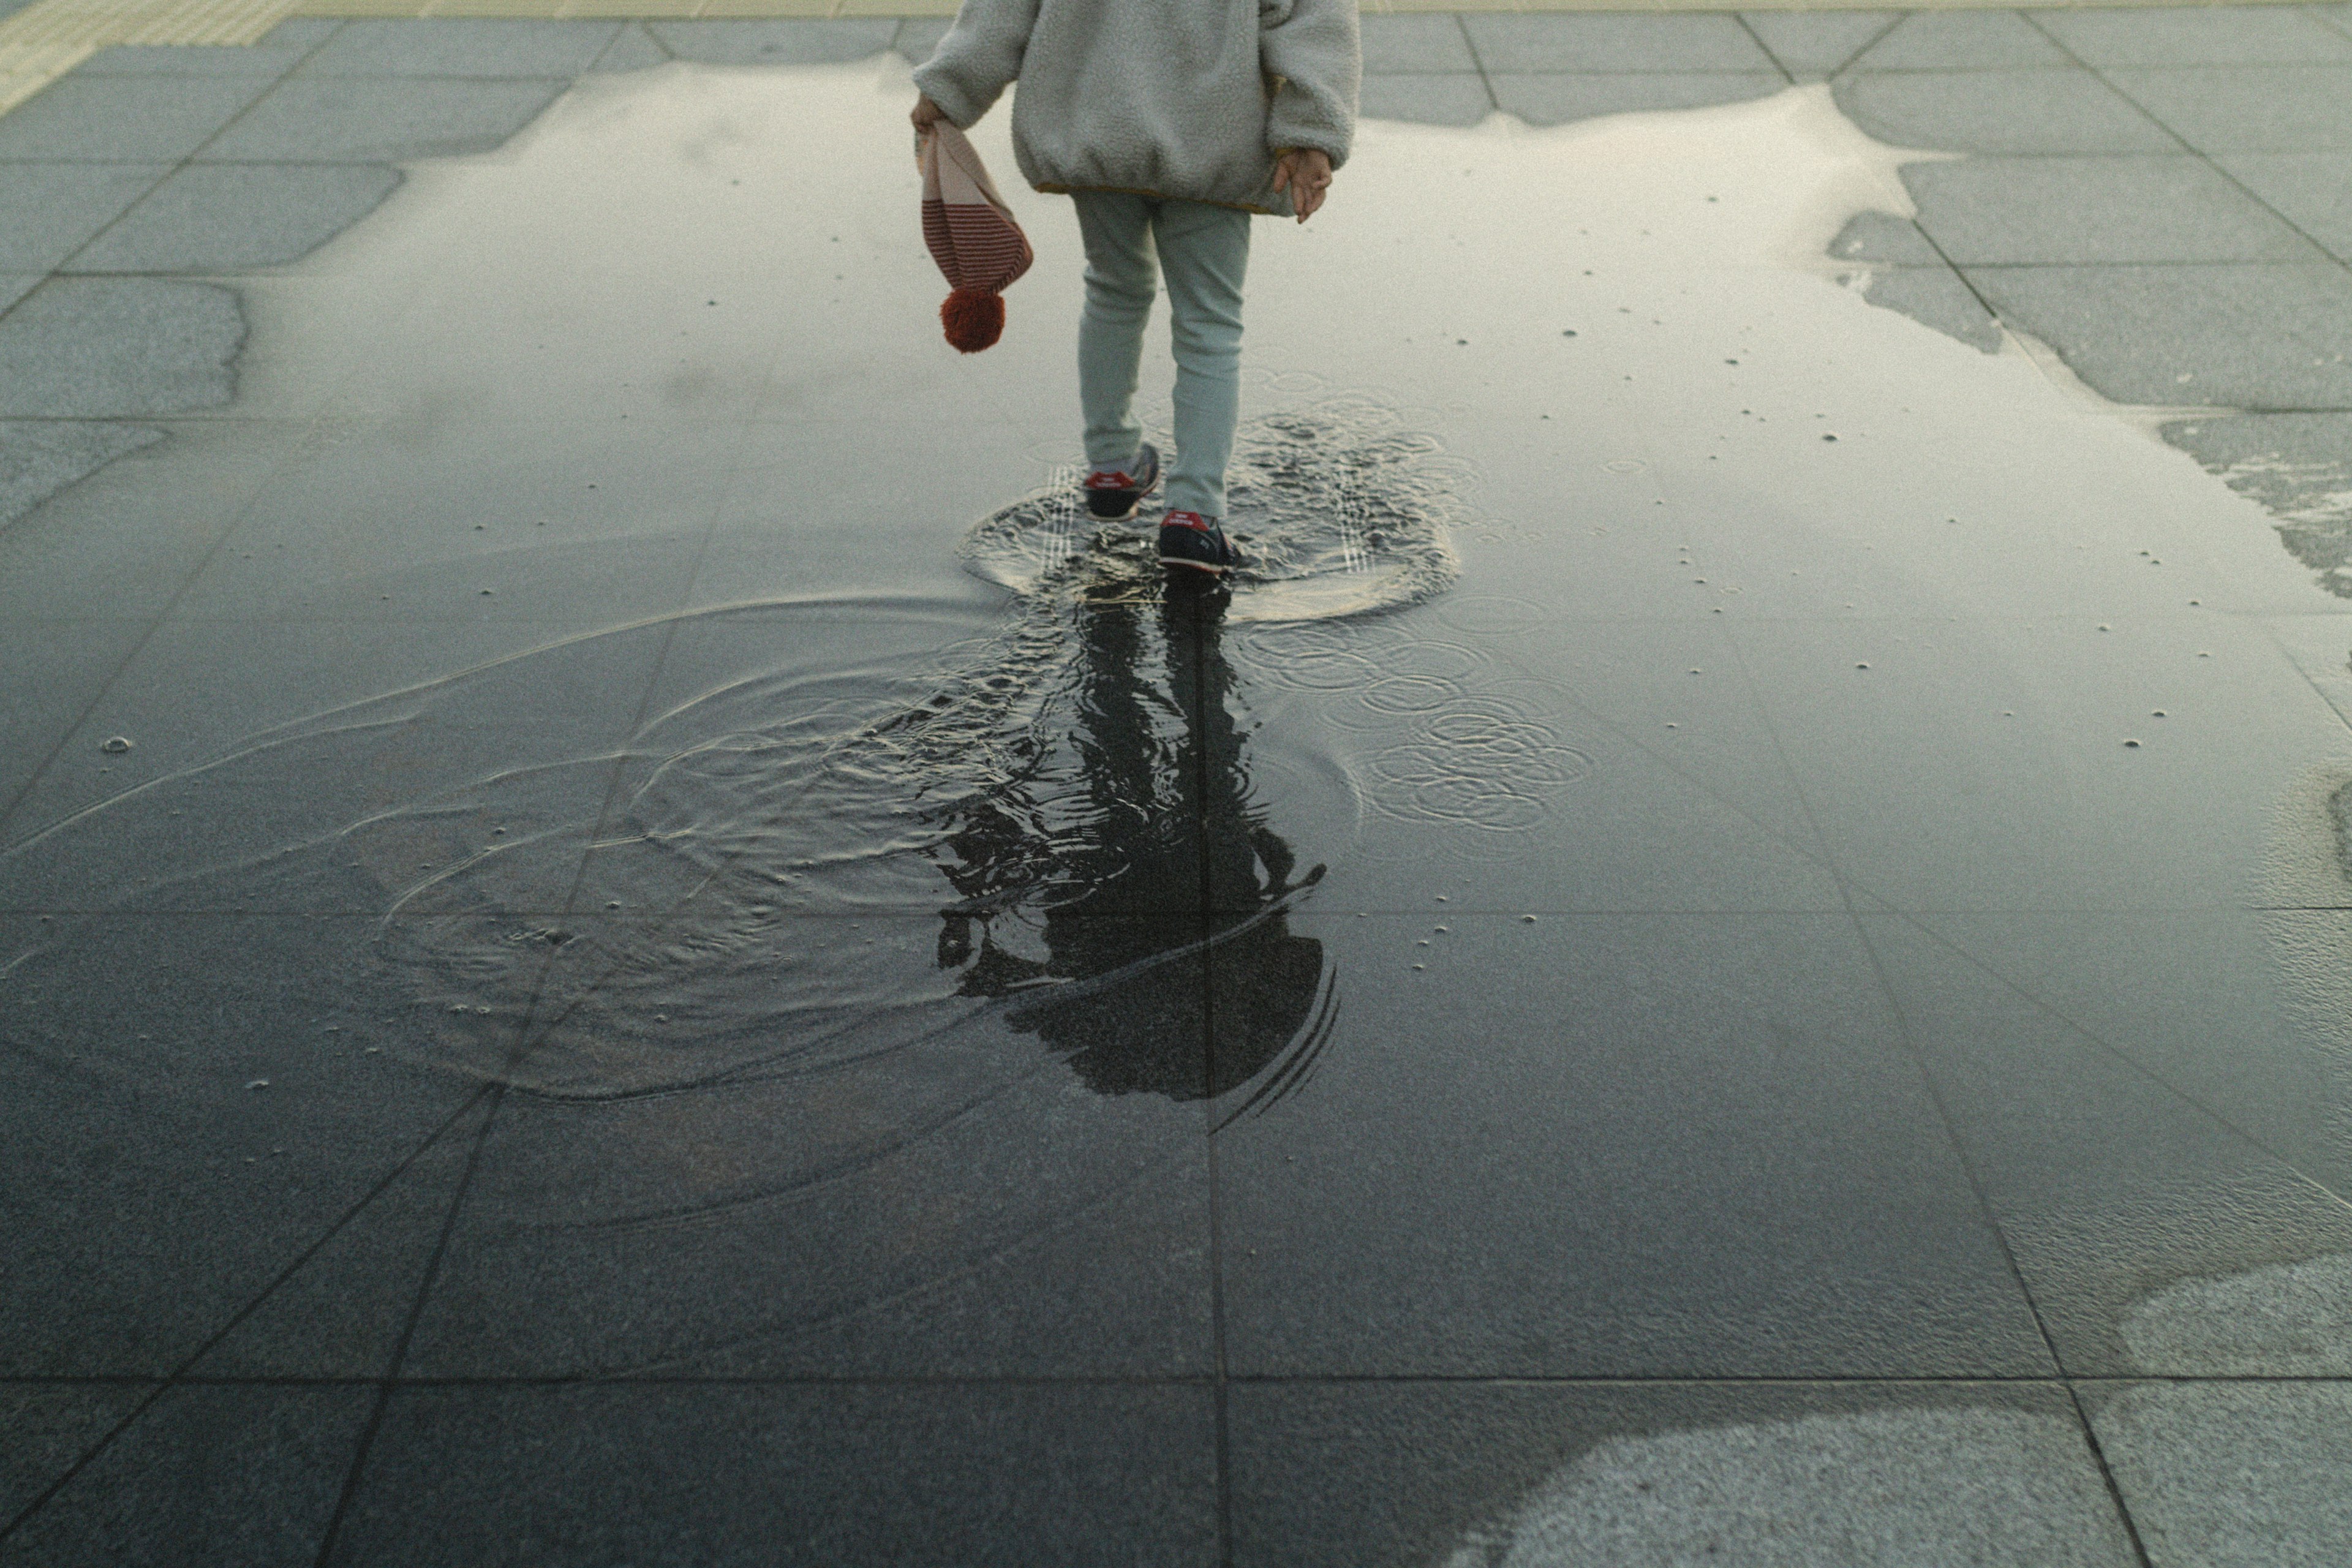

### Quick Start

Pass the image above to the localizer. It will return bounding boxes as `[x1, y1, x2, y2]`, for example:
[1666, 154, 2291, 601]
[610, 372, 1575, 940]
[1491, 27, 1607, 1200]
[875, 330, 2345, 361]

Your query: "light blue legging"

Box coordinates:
[1072, 192, 1253, 521]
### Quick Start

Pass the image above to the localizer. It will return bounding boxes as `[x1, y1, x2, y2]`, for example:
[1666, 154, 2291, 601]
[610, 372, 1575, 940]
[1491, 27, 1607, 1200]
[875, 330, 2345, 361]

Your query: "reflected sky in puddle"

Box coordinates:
[7, 58, 2352, 1391]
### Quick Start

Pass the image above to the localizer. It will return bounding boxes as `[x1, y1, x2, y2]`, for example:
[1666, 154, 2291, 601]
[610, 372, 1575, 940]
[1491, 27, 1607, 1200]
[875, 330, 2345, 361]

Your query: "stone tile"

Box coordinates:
[297, 19, 620, 78]
[1846, 9, 2073, 70]
[400, 915, 1216, 1376]
[2081, 1382, 2352, 1567]
[1463, 12, 1778, 74]
[198, 77, 567, 164]
[1741, 9, 1901, 80]
[1857, 265, 2005, 353]
[0, 1382, 152, 1523]
[1491, 71, 1784, 128]
[329, 1384, 1219, 1567]
[1906, 156, 2324, 264]
[1734, 616, 2349, 911]
[643, 19, 896, 66]
[2164, 412, 2352, 597]
[1361, 12, 1476, 75]
[2038, 5, 2352, 67]
[0, 279, 241, 419]
[2109, 65, 2352, 152]
[2218, 151, 2352, 260]
[1231, 1381, 2137, 1568]
[0, 617, 149, 809]
[0, 274, 35, 314]
[589, 21, 670, 72]
[891, 17, 950, 64]
[253, 18, 342, 51]
[1360, 72, 1493, 127]
[0, 419, 298, 624]
[190, 1095, 492, 1378]
[74, 41, 312, 77]
[0, 1384, 373, 1567]
[0, 914, 486, 1373]
[1834, 70, 2178, 154]
[68, 164, 402, 274]
[1828, 208, 1945, 265]
[1864, 913, 2352, 1376]
[0, 74, 274, 163]
[0, 417, 164, 529]
[1963, 263, 2352, 408]
[1217, 913, 2052, 1378]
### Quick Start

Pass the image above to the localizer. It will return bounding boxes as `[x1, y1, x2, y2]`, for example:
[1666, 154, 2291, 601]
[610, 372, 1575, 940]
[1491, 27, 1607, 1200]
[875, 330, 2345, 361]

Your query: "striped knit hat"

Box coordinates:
[919, 123, 1034, 353]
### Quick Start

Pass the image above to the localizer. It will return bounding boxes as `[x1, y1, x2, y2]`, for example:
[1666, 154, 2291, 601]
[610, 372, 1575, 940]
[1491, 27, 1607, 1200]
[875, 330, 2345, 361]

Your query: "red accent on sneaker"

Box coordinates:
[1084, 471, 1131, 490]
[1163, 511, 1212, 530]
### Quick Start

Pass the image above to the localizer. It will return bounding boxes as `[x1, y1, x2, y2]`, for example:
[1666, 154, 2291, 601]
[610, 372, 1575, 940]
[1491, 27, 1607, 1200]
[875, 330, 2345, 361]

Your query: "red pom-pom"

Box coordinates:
[941, 287, 1004, 353]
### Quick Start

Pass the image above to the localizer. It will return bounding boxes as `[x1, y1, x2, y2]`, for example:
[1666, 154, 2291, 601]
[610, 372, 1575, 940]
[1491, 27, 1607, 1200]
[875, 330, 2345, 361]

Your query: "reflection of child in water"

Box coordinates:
[932, 595, 1330, 1102]
[911, 0, 1362, 577]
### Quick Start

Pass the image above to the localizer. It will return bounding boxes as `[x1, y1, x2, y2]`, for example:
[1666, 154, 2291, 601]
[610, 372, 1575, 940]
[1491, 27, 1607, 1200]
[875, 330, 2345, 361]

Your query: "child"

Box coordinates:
[911, 0, 1361, 575]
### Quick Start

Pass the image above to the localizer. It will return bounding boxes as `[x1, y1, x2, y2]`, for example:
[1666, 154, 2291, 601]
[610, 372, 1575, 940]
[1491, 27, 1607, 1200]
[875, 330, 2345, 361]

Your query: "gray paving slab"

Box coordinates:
[0, 279, 241, 419]
[327, 1384, 1219, 1567]
[1858, 264, 2005, 352]
[1863, 913, 2352, 1375]
[0, 417, 164, 531]
[1216, 912, 2052, 1378]
[589, 21, 670, 73]
[1834, 69, 2179, 154]
[2037, 4, 2352, 67]
[398, 914, 1215, 1376]
[296, 18, 620, 78]
[1741, 9, 1901, 80]
[891, 16, 950, 64]
[2218, 151, 2352, 262]
[1361, 12, 1477, 75]
[2109, 64, 2352, 152]
[0, 616, 150, 808]
[68, 164, 402, 274]
[1905, 156, 2326, 264]
[197, 76, 567, 164]
[1830, 208, 1947, 265]
[0, 164, 164, 273]
[1361, 72, 1493, 127]
[0, 1384, 374, 1567]
[1229, 1381, 2137, 1568]
[2163, 412, 2352, 595]
[0, 913, 486, 1373]
[0, 74, 274, 163]
[0, 1382, 152, 1525]
[1963, 262, 2352, 409]
[1492, 70, 1784, 127]
[74, 40, 313, 77]
[1845, 8, 2074, 70]
[643, 18, 897, 66]
[0, 419, 300, 624]
[1462, 12, 1778, 73]
[2081, 1382, 2352, 1568]
[0, 275, 35, 315]
[190, 1096, 490, 1378]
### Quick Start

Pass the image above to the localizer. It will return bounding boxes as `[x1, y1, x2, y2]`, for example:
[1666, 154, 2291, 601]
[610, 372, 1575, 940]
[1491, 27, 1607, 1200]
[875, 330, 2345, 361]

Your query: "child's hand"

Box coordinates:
[911, 95, 947, 132]
[1272, 148, 1333, 222]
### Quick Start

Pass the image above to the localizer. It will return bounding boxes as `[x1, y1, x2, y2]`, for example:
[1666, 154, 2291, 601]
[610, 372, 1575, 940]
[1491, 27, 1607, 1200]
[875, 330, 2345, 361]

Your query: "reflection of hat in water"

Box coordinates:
[918, 123, 1033, 353]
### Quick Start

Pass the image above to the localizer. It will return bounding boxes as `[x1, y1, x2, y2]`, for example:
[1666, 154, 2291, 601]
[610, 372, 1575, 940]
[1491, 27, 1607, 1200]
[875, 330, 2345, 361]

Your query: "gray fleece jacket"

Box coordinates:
[913, 0, 1360, 217]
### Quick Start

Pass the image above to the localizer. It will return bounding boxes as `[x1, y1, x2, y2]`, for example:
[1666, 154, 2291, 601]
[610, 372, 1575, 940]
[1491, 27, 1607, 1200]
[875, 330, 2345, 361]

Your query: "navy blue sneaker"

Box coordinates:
[1158, 510, 1240, 575]
[1083, 443, 1160, 521]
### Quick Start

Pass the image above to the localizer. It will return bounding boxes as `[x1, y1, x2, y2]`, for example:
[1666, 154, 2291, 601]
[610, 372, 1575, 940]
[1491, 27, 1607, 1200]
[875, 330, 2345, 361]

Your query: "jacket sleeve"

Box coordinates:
[911, 0, 1043, 130]
[1259, 0, 1361, 168]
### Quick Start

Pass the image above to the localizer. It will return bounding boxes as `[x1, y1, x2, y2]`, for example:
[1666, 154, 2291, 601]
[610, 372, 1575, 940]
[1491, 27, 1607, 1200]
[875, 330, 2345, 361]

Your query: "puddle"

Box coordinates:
[7, 58, 2352, 1372]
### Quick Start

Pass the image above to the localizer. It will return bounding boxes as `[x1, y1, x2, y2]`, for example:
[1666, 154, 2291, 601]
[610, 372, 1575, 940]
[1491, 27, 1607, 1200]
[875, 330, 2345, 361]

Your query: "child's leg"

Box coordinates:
[1150, 201, 1253, 518]
[1071, 192, 1158, 476]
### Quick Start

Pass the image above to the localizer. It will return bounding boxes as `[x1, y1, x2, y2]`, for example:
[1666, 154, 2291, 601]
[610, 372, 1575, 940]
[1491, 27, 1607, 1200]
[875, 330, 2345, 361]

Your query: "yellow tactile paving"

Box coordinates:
[0, 0, 2318, 123]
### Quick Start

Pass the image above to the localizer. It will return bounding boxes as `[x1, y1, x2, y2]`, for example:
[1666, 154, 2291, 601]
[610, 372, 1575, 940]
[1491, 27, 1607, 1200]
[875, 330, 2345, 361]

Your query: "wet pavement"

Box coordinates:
[5, 9, 2352, 1565]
